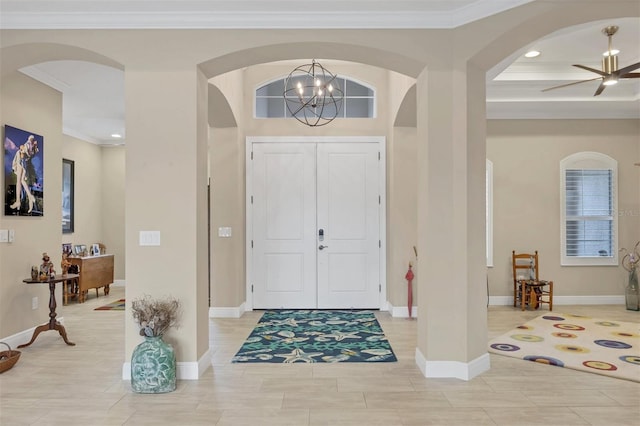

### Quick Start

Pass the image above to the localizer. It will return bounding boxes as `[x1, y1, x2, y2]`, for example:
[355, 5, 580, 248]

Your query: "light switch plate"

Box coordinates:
[139, 231, 161, 246]
[0, 229, 8, 243]
[218, 227, 232, 237]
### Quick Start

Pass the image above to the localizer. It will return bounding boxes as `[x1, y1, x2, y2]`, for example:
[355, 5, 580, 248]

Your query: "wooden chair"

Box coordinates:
[512, 250, 553, 311]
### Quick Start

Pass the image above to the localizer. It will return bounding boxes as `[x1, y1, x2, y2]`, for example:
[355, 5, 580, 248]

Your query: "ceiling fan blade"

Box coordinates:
[615, 61, 640, 76]
[620, 72, 640, 79]
[573, 64, 607, 76]
[541, 77, 601, 92]
[593, 81, 606, 96]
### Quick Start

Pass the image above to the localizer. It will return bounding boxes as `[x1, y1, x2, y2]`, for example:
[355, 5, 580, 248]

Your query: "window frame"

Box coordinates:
[254, 75, 376, 120]
[486, 159, 493, 267]
[560, 151, 618, 266]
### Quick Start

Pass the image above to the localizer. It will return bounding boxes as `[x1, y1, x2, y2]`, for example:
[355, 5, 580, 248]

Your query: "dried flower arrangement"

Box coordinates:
[131, 295, 181, 337]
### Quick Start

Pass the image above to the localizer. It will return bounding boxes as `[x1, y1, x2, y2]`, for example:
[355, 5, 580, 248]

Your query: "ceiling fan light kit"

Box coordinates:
[542, 25, 640, 96]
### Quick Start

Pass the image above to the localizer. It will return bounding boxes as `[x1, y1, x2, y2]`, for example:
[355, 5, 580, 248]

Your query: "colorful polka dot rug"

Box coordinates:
[489, 314, 639, 382]
[232, 310, 397, 363]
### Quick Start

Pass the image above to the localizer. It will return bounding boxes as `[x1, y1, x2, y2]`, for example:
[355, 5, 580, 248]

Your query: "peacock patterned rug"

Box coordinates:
[232, 310, 397, 363]
[489, 313, 640, 382]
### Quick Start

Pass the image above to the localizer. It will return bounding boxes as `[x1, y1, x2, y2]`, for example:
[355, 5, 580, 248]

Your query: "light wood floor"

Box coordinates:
[1, 285, 638, 425]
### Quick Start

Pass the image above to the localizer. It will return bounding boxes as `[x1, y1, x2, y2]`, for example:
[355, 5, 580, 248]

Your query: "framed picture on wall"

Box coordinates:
[3, 125, 44, 216]
[62, 159, 74, 233]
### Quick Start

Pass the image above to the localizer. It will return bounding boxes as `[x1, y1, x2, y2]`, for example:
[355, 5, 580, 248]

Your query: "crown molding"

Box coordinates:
[19, 65, 69, 93]
[0, 0, 534, 29]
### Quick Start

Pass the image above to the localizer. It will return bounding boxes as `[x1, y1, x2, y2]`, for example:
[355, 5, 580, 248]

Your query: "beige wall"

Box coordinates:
[2, 0, 638, 376]
[61, 135, 103, 255]
[487, 119, 640, 300]
[0, 75, 126, 340]
[101, 146, 126, 280]
[210, 127, 245, 307]
[388, 126, 418, 308]
[209, 62, 396, 309]
[62, 136, 126, 281]
[0, 73, 63, 338]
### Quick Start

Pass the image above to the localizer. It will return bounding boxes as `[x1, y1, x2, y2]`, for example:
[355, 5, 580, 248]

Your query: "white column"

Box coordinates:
[123, 65, 210, 379]
[415, 60, 489, 380]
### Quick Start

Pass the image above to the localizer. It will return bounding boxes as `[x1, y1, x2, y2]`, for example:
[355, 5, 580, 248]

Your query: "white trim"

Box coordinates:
[560, 152, 618, 266]
[122, 348, 212, 380]
[387, 301, 418, 318]
[209, 303, 246, 318]
[0, 317, 65, 350]
[489, 295, 626, 306]
[415, 348, 490, 381]
[0, 1, 534, 30]
[111, 279, 126, 287]
[255, 75, 376, 120]
[486, 159, 493, 267]
[245, 136, 387, 311]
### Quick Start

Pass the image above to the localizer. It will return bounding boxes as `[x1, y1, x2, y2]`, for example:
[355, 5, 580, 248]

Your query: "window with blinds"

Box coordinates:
[560, 152, 618, 266]
[255, 76, 375, 119]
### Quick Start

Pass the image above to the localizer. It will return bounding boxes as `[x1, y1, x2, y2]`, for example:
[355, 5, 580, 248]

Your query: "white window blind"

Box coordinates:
[560, 152, 618, 266]
[565, 169, 613, 257]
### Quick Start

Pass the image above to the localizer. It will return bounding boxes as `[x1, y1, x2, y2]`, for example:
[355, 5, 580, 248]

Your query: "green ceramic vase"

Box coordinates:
[131, 335, 176, 393]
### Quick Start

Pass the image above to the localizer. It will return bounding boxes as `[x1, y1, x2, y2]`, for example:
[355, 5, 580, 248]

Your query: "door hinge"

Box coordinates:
[379, 240, 381, 248]
[378, 151, 381, 160]
[251, 195, 253, 204]
[251, 240, 254, 248]
[378, 195, 381, 204]
[379, 284, 381, 292]
[251, 284, 254, 293]
[251, 151, 253, 160]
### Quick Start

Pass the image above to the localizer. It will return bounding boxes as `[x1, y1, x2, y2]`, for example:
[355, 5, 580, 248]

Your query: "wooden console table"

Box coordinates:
[19, 274, 78, 348]
[68, 254, 114, 303]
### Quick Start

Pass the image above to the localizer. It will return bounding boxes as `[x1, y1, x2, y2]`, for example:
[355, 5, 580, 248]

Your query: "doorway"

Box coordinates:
[246, 136, 386, 309]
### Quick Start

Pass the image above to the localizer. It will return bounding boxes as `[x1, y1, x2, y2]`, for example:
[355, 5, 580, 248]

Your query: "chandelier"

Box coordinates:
[283, 60, 344, 127]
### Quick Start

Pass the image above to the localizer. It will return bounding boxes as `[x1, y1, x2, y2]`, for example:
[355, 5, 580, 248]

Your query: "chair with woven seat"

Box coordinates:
[512, 250, 553, 311]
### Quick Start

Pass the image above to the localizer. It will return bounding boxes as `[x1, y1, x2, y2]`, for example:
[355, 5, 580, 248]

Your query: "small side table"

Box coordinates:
[18, 274, 79, 348]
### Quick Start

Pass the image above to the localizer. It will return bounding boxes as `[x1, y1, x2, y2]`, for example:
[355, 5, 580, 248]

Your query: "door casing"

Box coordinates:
[245, 135, 387, 311]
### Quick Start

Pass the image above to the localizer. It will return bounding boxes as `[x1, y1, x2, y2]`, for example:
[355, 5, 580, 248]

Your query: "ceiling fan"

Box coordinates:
[543, 25, 640, 96]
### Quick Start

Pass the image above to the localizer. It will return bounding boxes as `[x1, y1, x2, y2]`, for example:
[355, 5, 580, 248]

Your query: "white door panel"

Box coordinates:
[317, 143, 380, 308]
[251, 141, 380, 309]
[252, 143, 316, 308]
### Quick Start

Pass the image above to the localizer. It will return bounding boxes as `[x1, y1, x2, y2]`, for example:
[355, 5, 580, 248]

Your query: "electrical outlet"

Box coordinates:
[32, 297, 38, 310]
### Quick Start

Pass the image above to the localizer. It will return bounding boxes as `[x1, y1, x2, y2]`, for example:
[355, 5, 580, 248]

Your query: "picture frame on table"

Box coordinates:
[62, 243, 72, 256]
[91, 244, 100, 256]
[74, 244, 87, 256]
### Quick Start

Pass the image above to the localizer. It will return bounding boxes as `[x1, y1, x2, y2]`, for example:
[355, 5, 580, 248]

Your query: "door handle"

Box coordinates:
[318, 245, 328, 250]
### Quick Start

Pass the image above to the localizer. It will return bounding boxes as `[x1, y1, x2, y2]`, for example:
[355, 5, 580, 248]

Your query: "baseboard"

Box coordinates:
[122, 348, 212, 380]
[209, 303, 246, 318]
[0, 317, 66, 350]
[415, 348, 490, 381]
[387, 302, 419, 318]
[489, 295, 625, 306]
[112, 280, 126, 287]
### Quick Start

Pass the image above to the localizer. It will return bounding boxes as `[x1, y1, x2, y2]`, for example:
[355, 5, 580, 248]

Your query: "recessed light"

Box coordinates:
[603, 49, 620, 56]
[111, 133, 122, 138]
[524, 50, 541, 58]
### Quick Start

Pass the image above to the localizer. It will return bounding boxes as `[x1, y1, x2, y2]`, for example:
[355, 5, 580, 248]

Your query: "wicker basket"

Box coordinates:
[0, 342, 21, 373]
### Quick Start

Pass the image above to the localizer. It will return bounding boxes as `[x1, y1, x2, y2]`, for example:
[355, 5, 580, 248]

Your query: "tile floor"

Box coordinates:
[1, 285, 638, 425]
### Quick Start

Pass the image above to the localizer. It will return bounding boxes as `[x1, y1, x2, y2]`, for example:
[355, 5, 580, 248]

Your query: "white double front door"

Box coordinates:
[249, 140, 382, 309]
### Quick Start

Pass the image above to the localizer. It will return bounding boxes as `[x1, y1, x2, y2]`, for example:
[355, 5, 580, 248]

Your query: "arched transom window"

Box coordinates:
[256, 76, 375, 119]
